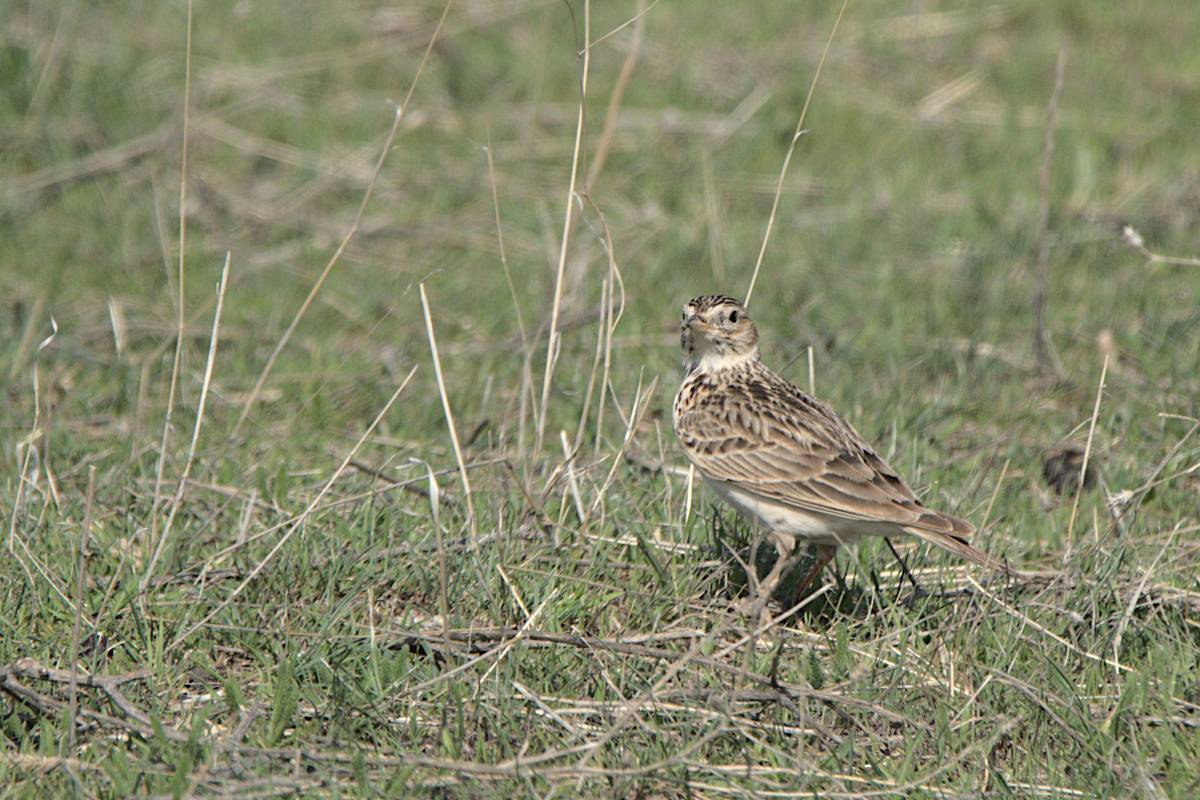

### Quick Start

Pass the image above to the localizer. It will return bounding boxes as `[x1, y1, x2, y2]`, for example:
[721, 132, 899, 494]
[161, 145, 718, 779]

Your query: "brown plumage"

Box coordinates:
[672, 295, 1009, 607]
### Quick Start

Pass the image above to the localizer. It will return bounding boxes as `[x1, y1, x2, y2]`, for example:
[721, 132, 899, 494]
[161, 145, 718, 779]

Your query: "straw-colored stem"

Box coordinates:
[536, 0, 590, 454]
[146, 0, 194, 569]
[141, 254, 230, 589]
[167, 366, 419, 653]
[744, 0, 850, 307]
[1067, 355, 1108, 542]
[420, 284, 478, 549]
[232, 1, 452, 436]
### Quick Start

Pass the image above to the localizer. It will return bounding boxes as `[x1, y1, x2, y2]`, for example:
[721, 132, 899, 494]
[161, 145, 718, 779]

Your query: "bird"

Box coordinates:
[671, 294, 1010, 611]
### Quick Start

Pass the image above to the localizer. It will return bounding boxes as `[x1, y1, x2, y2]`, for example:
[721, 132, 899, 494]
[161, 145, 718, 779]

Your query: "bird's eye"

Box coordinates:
[729, 310, 740, 323]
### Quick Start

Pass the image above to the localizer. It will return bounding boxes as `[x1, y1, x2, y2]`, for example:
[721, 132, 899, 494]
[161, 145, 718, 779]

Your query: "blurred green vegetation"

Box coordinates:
[2, 1, 1199, 797]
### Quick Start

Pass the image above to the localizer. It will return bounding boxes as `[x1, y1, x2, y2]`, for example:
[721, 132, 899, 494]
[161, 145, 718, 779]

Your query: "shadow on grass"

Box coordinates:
[703, 506, 991, 625]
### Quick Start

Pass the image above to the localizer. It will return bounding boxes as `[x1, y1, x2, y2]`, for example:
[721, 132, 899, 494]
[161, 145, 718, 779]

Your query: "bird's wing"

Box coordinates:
[675, 372, 975, 540]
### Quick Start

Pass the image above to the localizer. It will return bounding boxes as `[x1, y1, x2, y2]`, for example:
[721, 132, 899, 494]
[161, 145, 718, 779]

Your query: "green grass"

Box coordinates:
[3, 0, 1200, 796]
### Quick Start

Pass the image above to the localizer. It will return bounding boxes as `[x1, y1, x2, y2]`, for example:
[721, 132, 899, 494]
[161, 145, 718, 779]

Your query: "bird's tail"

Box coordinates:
[903, 525, 1013, 576]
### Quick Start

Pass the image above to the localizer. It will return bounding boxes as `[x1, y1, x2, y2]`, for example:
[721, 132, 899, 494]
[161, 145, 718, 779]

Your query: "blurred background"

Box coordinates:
[3, 1, 1200, 795]
[4, 0, 1199, 455]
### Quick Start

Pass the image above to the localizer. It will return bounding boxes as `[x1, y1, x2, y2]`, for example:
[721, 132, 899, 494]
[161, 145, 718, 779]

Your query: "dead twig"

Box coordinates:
[1, 659, 188, 744]
[391, 627, 908, 723]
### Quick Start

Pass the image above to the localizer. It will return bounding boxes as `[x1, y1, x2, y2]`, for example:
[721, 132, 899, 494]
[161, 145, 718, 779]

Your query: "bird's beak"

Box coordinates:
[682, 314, 701, 329]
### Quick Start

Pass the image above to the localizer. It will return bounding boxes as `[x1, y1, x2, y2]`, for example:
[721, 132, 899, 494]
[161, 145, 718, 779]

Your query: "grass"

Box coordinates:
[3, 0, 1200, 796]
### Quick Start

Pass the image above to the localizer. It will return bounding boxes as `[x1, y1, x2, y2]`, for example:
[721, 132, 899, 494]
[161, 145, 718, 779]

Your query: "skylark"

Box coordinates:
[672, 294, 1009, 610]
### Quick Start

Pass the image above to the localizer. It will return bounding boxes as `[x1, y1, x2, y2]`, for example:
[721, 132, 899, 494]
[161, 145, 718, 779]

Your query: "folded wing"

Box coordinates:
[675, 374, 975, 541]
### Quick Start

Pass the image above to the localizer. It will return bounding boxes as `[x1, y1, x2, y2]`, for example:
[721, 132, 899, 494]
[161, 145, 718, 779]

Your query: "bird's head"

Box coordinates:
[680, 294, 759, 373]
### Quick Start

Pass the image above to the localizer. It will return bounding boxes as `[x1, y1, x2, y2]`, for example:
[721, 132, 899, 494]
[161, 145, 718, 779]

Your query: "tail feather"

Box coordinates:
[913, 507, 976, 540]
[903, 526, 1012, 575]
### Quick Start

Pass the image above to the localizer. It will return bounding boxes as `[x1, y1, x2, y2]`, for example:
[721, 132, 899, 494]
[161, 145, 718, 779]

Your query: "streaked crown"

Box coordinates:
[687, 294, 743, 314]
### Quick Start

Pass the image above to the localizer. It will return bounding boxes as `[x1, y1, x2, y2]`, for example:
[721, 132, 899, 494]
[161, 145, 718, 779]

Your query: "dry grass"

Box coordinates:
[3, 1, 1200, 798]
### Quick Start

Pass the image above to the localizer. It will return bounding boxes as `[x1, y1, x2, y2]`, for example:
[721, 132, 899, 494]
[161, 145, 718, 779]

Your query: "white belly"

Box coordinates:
[704, 478, 898, 548]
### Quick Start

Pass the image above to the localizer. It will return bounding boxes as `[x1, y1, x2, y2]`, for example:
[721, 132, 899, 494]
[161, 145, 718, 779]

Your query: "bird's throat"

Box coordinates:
[686, 347, 759, 375]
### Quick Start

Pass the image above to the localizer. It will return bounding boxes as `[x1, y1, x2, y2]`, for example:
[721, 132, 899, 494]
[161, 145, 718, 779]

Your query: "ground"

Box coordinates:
[2, 0, 1200, 797]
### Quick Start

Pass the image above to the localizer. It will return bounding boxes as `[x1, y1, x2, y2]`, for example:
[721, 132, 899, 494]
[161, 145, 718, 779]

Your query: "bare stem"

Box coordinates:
[232, 0, 453, 436]
[147, 0, 194, 569]
[142, 254, 231, 590]
[67, 466, 97, 751]
[1120, 224, 1200, 268]
[536, 0, 591, 454]
[420, 284, 478, 549]
[1033, 43, 1067, 374]
[744, 0, 850, 307]
[1067, 355, 1108, 542]
[167, 366, 419, 653]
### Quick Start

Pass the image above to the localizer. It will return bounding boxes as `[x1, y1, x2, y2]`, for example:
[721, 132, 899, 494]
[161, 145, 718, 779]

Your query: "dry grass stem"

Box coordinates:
[536, 0, 590, 454]
[1032, 43, 1067, 373]
[979, 457, 1011, 533]
[142, 254, 230, 589]
[7, 316, 59, 591]
[416, 459, 450, 642]
[744, 0, 850, 307]
[484, 130, 527, 349]
[477, 589, 560, 686]
[420, 283, 479, 548]
[67, 465, 97, 750]
[5, 294, 46, 383]
[586, 0, 660, 51]
[166, 365, 418, 652]
[1120, 223, 1200, 268]
[574, 278, 608, 453]
[584, 375, 657, 526]
[232, 0, 452, 436]
[1107, 520, 1182, 694]
[967, 576, 1129, 672]
[560, 430, 585, 521]
[586, 0, 648, 189]
[1067, 354, 1108, 542]
[579, 198, 626, 459]
[484, 132, 536, 464]
[146, 0, 194, 571]
[7, 125, 173, 199]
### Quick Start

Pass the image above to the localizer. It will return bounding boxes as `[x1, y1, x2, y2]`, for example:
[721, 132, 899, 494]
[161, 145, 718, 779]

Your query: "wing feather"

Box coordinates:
[674, 367, 975, 539]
